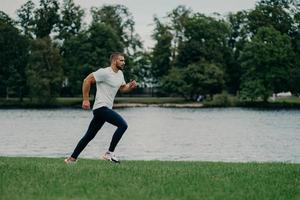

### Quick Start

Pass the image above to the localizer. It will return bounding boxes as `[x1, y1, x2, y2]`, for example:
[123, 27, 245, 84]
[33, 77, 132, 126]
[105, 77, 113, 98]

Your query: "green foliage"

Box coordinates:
[226, 11, 248, 94]
[0, 11, 15, 26]
[239, 26, 294, 101]
[204, 91, 238, 107]
[239, 79, 271, 101]
[150, 17, 173, 83]
[176, 13, 231, 67]
[34, 0, 60, 38]
[26, 37, 63, 104]
[153, 7, 230, 98]
[0, 17, 29, 99]
[125, 51, 152, 86]
[57, 0, 84, 41]
[90, 4, 142, 54]
[212, 91, 231, 106]
[160, 67, 186, 98]
[247, 1, 293, 35]
[167, 5, 192, 61]
[1, 0, 300, 102]
[289, 63, 300, 95]
[16, 0, 35, 38]
[162, 62, 224, 100]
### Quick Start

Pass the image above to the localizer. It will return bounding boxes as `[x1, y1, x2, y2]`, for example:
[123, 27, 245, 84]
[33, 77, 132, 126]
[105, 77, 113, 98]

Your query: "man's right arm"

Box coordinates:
[82, 73, 96, 110]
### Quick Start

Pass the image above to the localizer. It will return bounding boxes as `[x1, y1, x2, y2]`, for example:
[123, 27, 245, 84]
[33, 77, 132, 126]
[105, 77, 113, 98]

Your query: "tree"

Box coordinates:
[167, 5, 192, 61]
[289, 11, 300, 95]
[60, 31, 91, 96]
[150, 17, 173, 83]
[239, 27, 294, 101]
[247, 0, 293, 35]
[0, 12, 29, 100]
[57, 0, 84, 41]
[34, 0, 60, 38]
[152, 8, 230, 97]
[26, 37, 63, 104]
[90, 4, 142, 54]
[175, 14, 231, 68]
[162, 62, 224, 100]
[128, 51, 152, 88]
[16, 0, 35, 38]
[226, 0, 298, 96]
[289, 65, 300, 96]
[88, 23, 124, 67]
[0, 11, 15, 26]
[226, 11, 248, 94]
[57, 0, 84, 96]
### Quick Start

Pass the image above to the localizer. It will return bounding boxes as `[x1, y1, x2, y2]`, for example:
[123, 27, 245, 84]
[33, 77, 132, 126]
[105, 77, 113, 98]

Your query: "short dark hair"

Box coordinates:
[110, 52, 125, 62]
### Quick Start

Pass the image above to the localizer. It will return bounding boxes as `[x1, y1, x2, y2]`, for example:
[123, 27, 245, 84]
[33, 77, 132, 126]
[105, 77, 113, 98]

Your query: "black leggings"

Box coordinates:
[71, 106, 128, 159]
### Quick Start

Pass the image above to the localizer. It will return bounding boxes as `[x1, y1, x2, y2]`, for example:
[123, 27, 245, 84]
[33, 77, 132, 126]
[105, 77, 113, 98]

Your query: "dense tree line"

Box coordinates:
[0, 0, 299, 103]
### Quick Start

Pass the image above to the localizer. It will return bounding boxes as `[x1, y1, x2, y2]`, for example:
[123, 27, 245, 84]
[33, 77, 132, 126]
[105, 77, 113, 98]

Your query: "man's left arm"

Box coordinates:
[119, 80, 137, 93]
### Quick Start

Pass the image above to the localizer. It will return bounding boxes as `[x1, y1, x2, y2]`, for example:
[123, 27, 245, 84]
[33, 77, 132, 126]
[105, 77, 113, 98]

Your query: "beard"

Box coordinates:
[117, 64, 125, 70]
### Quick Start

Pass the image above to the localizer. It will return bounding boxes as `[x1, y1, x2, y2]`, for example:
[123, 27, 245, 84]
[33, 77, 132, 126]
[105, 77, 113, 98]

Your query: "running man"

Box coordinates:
[64, 52, 137, 164]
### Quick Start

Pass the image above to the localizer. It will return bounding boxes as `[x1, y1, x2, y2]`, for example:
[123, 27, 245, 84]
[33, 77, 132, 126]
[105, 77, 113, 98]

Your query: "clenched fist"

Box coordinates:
[82, 100, 90, 110]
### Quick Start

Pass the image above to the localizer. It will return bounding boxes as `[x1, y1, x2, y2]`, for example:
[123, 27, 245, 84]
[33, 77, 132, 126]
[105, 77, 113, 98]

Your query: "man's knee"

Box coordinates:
[120, 121, 128, 131]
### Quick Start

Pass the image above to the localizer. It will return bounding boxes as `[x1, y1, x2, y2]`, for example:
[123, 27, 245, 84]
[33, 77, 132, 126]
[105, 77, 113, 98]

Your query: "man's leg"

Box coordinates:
[71, 113, 105, 159]
[102, 108, 128, 152]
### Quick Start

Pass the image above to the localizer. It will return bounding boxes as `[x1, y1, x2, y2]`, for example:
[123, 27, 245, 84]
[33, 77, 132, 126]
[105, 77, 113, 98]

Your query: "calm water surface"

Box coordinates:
[0, 107, 299, 162]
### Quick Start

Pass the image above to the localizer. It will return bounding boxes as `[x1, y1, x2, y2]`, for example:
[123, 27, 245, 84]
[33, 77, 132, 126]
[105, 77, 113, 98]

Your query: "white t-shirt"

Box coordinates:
[92, 67, 126, 110]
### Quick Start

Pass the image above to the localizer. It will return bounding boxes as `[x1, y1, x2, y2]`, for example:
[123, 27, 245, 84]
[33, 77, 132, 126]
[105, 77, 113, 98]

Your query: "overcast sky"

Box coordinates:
[1, 0, 258, 48]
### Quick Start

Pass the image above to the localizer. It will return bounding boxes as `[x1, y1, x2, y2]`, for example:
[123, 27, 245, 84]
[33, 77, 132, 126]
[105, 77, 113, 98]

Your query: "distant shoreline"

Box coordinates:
[113, 103, 204, 108]
[1, 96, 300, 109]
[1, 102, 300, 110]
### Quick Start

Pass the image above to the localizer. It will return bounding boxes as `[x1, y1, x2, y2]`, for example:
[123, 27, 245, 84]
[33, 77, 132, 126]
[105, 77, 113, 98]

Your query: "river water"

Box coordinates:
[0, 107, 299, 163]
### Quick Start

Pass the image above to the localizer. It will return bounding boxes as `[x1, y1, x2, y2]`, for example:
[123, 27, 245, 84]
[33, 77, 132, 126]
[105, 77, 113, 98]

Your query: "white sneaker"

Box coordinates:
[102, 152, 120, 164]
[64, 157, 77, 164]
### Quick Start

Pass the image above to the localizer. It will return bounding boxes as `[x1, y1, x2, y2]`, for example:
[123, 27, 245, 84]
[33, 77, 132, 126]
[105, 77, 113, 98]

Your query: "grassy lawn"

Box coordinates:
[273, 96, 300, 103]
[0, 157, 299, 200]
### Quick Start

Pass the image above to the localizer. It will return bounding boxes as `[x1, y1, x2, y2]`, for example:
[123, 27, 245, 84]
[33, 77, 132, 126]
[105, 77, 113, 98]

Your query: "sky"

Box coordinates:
[1, 0, 258, 49]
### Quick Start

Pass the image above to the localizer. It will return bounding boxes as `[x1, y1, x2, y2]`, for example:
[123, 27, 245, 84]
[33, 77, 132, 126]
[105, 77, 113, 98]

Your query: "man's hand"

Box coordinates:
[119, 80, 137, 93]
[82, 100, 90, 110]
[128, 80, 137, 89]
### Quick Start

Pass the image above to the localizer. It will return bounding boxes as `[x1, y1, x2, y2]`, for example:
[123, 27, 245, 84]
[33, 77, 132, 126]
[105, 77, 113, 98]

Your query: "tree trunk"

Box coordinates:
[6, 87, 9, 100]
[19, 88, 23, 102]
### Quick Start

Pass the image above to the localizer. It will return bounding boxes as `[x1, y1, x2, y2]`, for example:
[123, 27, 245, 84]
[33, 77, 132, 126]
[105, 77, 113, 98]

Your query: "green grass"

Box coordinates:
[272, 96, 300, 104]
[0, 157, 299, 200]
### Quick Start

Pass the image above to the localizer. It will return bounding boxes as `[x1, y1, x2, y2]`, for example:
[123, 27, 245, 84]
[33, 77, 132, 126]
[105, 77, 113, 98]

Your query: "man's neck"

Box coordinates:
[111, 65, 119, 73]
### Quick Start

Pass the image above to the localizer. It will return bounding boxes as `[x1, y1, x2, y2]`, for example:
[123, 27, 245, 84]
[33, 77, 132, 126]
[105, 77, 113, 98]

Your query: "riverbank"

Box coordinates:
[0, 157, 299, 200]
[0, 96, 300, 109]
[0, 97, 203, 109]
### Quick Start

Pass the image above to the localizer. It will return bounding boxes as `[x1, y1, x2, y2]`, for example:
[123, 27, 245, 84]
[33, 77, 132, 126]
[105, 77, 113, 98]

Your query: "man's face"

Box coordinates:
[115, 56, 125, 70]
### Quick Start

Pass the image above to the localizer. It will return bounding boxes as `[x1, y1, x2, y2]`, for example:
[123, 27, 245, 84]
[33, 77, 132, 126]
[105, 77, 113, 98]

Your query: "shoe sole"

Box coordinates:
[64, 159, 77, 164]
[102, 156, 120, 164]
